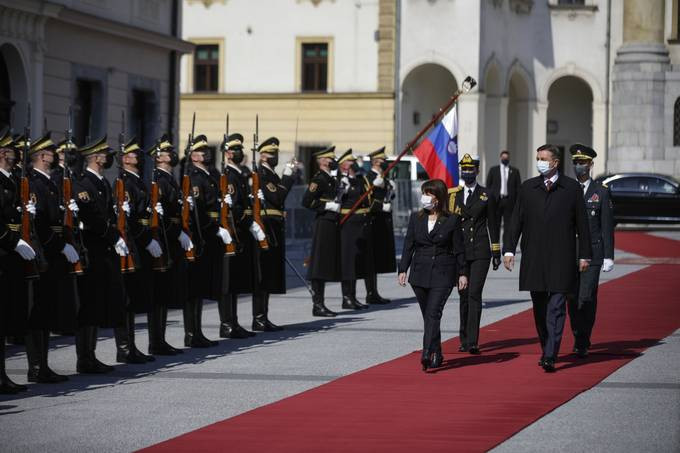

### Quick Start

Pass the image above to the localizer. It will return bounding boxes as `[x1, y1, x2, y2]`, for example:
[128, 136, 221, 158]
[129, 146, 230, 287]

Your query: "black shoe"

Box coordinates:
[0, 377, 28, 394]
[458, 345, 468, 352]
[421, 351, 430, 372]
[575, 348, 588, 358]
[313, 304, 337, 317]
[353, 298, 369, 310]
[184, 334, 213, 348]
[27, 367, 68, 384]
[149, 342, 182, 356]
[116, 349, 148, 364]
[468, 346, 480, 355]
[252, 318, 283, 332]
[196, 332, 219, 346]
[542, 358, 556, 372]
[366, 294, 390, 305]
[538, 356, 546, 367]
[429, 352, 444, 369]
[77, 359, 113, 374]
[341, 297, 362, 310]
[220, 323, 250, 339]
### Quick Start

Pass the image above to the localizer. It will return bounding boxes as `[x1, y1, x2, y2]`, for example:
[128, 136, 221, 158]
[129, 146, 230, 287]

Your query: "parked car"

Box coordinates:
[598, 173, 680, 224]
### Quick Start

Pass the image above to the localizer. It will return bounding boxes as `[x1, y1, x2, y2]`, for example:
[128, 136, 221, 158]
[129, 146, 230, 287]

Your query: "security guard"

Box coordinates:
[451, 153, 500, 354]
[302, 146, 341, 317]
[73, 136, 128, 373]
[25, 132, 77, 383]
[252, 137, 295, 331]
[148, 135, 191, 355]
[0, 129, 33, 393]
[364, 147, 394, 305]
[568, 144, 615, 357]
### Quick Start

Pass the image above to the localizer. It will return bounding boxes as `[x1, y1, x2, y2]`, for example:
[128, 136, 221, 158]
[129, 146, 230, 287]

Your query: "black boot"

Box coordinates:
[341, 281, 367, 310]
[77, 327, 113, 374]
[27, 330, 67, 383]
[149, 306, 181, 355]
[195, 299, 219, 346]
[183, 298, 197, 347]
[312, 280, 337, 317]
[221, 294, 253, 339]
[252, 292, 283, 332]
[1, 338, 27, 394]
[365, 273, 390, 304]
[114, 314, 148, 364]
[160, 305, 182, 354]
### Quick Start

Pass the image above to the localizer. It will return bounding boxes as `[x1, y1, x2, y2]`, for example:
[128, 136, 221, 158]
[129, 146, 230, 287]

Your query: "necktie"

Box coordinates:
[545, 180, 553, 192]
[466, 188, 472, 205]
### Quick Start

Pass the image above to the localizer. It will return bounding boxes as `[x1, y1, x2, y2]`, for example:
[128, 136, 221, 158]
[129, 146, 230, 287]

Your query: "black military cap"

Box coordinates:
[190, 134, 210, 152]
[120, 136, 141, 155]
[147, 134, 174, 156]
[337, 148, 357, 164]
[368, 146, 387, 160]
[258, 137, 279, 154]
[29, 131, 56, 156]
[222, 133, 244, 150]
[0, 126, 14, 149]
[78, 135, 113, 156]
[56, 139, 77, 154]
[569, 143, 597, 160]
[313, 145, 335, 159]
[459, 153, 479, 169]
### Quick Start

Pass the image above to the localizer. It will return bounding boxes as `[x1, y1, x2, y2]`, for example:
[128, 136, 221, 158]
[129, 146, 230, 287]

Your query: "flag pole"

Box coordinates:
[339, 75, 476, 226]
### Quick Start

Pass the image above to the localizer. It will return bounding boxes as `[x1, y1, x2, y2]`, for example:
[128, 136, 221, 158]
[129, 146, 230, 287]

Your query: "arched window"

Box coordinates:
[674, 97, 680, 146]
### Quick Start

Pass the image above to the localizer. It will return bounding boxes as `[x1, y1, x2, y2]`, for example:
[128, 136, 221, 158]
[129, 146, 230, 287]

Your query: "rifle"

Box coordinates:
[116, 110, 136, 273]
[63, 106, 84, 274]
[250, 115, 269, 250]
[181, 112, 203, 259]
[20, 104, 40, 279]
[339, 76, 477, 225]
[219, 114, 236, 256]
[150, 168, 170, 272]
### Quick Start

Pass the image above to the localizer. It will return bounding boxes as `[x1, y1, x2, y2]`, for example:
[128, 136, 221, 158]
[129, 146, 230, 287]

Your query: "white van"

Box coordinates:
[360, 155, 429, 181]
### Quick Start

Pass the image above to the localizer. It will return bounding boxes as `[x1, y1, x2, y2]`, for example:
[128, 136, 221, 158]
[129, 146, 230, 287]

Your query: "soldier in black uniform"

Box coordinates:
[567, 144, 615, 357]
[24, 133, 78, 383]
[337, 149, 371, 311]
[148, 135, 191, 355]
[252, 137, 295, 331]
[302, 146, 341, 317]
[0, 129, 34, 394]
[73, 136, 128, 373]
[218, 133, 264, 338]
[113, 138, 161, 363]
[186, 135, 227, 347]
[364, 147, 394, 305]
[450, 154, 501, 354]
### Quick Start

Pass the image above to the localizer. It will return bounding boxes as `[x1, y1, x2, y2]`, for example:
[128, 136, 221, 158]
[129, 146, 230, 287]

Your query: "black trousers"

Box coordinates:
[567, 264, 602, 350]
[530, 292, 567, 360]
[412, 286, 454, 355]
[458, 259, 490, 348]
[496, 197, 514, 242]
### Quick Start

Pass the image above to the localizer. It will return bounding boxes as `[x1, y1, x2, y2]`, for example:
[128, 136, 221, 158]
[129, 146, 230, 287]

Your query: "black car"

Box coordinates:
[598, 173, 680, 224]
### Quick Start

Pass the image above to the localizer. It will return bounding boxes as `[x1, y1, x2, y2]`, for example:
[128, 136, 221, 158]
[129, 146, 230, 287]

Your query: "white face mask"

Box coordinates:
[536, 160, 553, 176]
[420, 194, 435, 210]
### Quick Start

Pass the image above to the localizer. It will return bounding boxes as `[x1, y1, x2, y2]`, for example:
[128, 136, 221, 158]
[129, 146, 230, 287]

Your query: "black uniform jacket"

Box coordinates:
[486, 164, 521, 204]
[399, 212, 467, 288]
[503, 174, 592, 293]
[581, 180, 614, 266]
[302, 170, 340, 222]
[452, 184, 500, 261]
[122, 170, 152, 250]
[365, 169, 396, 273]
[0, 169, 21, 252]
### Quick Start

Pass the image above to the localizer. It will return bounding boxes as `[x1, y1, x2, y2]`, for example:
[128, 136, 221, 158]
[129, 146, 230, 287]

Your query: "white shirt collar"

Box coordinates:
[465, 182, 477, 191]
[545, 171, 559, 184]
[0, 167, 10, 178]
[581, 178, 592, 193]
[227, 163, 242, 174]
[86, 167, 104, 180]
[124, 169, 140, 178]
[34, 168, 52, 179]
[157, 167, 172, 176]
[262, 162, 275, 174]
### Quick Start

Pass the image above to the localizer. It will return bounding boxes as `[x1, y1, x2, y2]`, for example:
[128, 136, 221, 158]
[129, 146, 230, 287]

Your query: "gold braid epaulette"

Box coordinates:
[448, 186, 463, 213]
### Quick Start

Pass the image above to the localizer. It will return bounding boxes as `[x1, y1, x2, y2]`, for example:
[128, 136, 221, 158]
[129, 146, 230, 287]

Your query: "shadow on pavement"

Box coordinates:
[555, 337, 663, 372]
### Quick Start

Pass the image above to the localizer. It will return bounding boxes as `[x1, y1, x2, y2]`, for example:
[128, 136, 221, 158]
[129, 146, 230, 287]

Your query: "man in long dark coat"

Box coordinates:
[503, 144, 592, 372]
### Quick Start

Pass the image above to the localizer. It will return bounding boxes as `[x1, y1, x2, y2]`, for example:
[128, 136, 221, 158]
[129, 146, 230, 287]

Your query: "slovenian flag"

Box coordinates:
[413, 107, 459, 187]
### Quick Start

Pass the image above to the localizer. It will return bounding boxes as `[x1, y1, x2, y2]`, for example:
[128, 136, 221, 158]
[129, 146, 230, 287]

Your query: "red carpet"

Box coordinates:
[141, 233, 680, 452]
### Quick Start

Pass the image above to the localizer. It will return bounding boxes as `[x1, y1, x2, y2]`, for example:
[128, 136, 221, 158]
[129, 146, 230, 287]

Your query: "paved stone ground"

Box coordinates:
[0, 240, 678, 452]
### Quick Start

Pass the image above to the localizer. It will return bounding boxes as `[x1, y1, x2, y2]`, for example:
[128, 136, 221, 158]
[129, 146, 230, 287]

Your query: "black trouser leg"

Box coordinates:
[75, 327, 88, 363]
[530, 291, 549, 355]
[412, 286, 453, 355]
[459, 259, 490, 348]
[569, 264, 601, 350]
[25, 330, 41, 376]
[183, 298, 196, 339]
[1, 339, 26, 393]
[458, 289, 469, 348]
[543, 293, 567, 360]
[252, 291, 266, 321]
[311, 279, 336, 317]
[148, 309, 160, 350]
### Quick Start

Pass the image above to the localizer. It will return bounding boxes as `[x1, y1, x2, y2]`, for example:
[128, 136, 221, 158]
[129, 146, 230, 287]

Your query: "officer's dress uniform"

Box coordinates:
[450, 160, 500, 352]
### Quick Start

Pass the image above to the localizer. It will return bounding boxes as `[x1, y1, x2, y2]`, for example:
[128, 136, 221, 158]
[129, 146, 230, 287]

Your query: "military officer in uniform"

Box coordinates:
[337, 149, 370, 310]
[73, 136, 128, 373]
[148, 135, 192, 355]
[302, 146, 341, 317]
[114, 138, 162, 363]
[0, 129, 34, 393]
[451, 154, 501, 354]
[186, 134, 228, 347]
[567, 144, 615, 357]
[252, 137, 295, 331]
[25, 133, 78, 383]
[364, 147, 394, 305]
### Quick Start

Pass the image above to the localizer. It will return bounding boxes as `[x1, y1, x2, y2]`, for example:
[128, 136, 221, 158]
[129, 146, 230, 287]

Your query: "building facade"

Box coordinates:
[0, 0, 191, 156]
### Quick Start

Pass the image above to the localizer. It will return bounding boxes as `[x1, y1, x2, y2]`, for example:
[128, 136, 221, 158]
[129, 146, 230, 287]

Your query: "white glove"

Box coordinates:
[14, 239, 36, 261]
[180, 195, 195, 210]
[340, 176, 350, 188]
[373, 176, 385, 188]
[382, 202, 392, 213]
[114, 238, 129, 256]
[249, 222, 266, 241]
[61, 243, 79, 264]
[154, 202, 164, 217]
[388, 179, 396, 190]
[330, 169, 338, 177]
[68, 199, 79, 215]
[325, 201, 340, 213]
[145, 239, 162, 258]
[257, 189, 265, 201]
[122, 200, 131, 216]
[178, 230, 194, 251]
[602, 258, 614, 273]
[217, 227, 232, 245]
[223, 194, 233, 207]
[19, 199, 36, 215]
[282, 163, 295, 176]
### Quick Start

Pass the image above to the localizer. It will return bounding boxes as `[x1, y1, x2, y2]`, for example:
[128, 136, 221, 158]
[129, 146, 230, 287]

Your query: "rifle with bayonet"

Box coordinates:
[63, 106, 85, 274]
[219, 115, 236, 256]
[250, 115, 268, 250]
[182, 113, 204, 258]
[116, 110, 136, 273]
[150, 121, 171, 272]
[19, 104, 41, 279]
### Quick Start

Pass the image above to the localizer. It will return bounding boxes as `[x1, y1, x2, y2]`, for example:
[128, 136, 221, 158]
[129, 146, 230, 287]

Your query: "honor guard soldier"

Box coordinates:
[185, 134, 226, 347]
[148, 135, 191, 355]
[25, 133, 78, 383]
[451, 154, 501, 354]
[114, 138, 161, 363]
[218, 133, 265, 338]
[568, 144, 615, 358]
[364, 147, 394, 305]
[0, 129, 34, 394]
[252, 137, 295, 331]
[73, 136, 128, 373]
[302, 146, 341, 317]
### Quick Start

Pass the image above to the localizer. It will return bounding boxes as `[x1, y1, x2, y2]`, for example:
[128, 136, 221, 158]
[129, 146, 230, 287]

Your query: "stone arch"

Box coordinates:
[0, 42, 29, 130]
[540, 64, 603, 105]
[482, 55, 503, 96]
[504, 59, 535, 100]
[505, 64, 533, 178]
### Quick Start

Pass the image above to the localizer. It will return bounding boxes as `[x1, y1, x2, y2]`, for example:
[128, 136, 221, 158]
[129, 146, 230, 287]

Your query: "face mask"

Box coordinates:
[573, 163, 589, 177]
[501, 158, 509, 166]
[461, 171, 476, 185]
[202, 151, 213, 165]
[380, 161, 388, 171]
[103, 153, 114, 169]
[231, 148, 244, 164]
[47, 153, 59, 170]
[168, 152, 179, 167]
[328, 159, 338, 171]
[350, 162, 360, 173]
[420, 194, 435, 211]
[267, 156, 279, 168]
[536, 160, 552, 176]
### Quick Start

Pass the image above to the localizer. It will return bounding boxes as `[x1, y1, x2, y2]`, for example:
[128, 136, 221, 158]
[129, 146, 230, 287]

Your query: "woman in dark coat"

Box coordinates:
[398, 179, 468, 371]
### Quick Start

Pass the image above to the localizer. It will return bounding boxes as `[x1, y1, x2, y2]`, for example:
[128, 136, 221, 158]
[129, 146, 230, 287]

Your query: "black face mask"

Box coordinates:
[350, 162, 360, 173]
[267, 156, 279, 168]
[231, 148, 244, 164]
[328, 159, 338, 171]
[168, 152, 179, 167]
[501, 158, 510, 166]
[461, 171, 477, 185]
[49, 156, 60, 170]
[380, 161, 388, 171]
[103, 153, 114, 169]
[135, 153, 145, 173]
